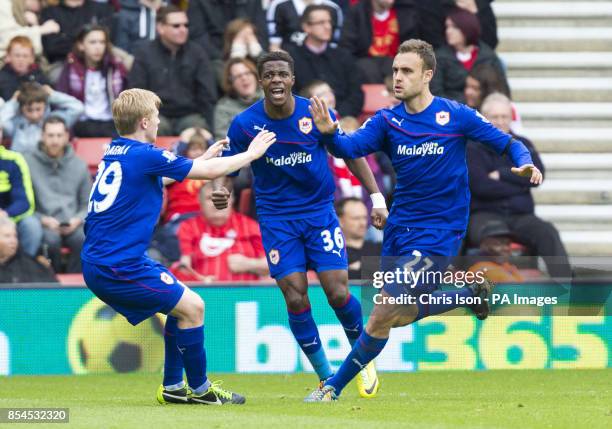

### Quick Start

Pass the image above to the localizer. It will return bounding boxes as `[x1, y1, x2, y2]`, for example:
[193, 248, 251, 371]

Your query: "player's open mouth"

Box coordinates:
[270, 88, 285, 98]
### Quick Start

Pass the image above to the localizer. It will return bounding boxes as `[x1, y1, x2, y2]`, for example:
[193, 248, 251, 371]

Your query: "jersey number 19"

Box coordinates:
[88, 161, 123, 213]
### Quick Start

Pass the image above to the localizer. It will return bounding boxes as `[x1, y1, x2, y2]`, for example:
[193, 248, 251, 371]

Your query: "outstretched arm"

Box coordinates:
[461, 106, 543, 185]
[187, 131, 276, 180]
[310, 96, 385, 159]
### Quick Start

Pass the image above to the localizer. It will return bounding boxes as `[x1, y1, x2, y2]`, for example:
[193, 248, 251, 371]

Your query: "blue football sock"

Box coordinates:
[288, 308, 334, 380]
[326, 331, 387, 395]
[331, 294, 363, 346]
[163, 316, 184, 388]
[414, 288, 474, 321]
[176, 325, 208, 392]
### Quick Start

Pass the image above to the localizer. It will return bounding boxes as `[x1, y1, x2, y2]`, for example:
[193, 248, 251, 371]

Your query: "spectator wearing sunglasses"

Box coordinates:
[128, 6, 217, 135]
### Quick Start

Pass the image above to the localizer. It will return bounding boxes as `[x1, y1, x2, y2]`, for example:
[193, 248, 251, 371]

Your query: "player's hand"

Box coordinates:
[202, 139, 227, 160]
[511, 164, 543, 185]
[309, 96, 339, 135]
[247, 130, 276, 159]
[227, 254, 251, 273]
[371, 207, 388, 230]
[211, 186, 231, 210]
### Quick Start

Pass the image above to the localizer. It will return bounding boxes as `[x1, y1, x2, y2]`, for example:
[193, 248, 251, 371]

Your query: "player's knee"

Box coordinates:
[392, 304, 418, 327]
[180, 292, 204, 325]
[193, 296, 205, 317]
[284, 292, 308, 313]
[190, 296, 204, 322]
[326, 287, 349, 308]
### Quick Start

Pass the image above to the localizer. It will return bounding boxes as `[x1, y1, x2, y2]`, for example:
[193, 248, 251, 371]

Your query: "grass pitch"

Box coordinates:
[1, 370, 610, 429]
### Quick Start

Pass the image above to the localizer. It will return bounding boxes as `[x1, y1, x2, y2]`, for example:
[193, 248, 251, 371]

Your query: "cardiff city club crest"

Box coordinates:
[269, 249, 280, 265]
[298, 117, 313, 134]
[160, 272, 175, 284]
[436, 111, 450, 126]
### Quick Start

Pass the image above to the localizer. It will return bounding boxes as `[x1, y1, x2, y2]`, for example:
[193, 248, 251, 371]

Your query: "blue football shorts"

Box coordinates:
[380, 223, 465, 298]
[82, 256, 186, 325]
[259, 210, 349, 279]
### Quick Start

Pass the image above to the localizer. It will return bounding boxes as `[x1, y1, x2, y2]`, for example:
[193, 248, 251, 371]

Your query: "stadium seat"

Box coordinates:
[359, 84, 390, 123]
[74, 136, 180, 175]
[155, 136, 179, 150]
[73, 137, 112, 175]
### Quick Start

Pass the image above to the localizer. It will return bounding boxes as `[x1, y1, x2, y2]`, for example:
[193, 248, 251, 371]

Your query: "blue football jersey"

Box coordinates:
[323, 97, 533, 231]
[223, 96, 336, 221]
[81, 137, 193, 265]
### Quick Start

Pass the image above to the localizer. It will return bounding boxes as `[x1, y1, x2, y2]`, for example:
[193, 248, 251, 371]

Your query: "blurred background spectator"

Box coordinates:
[286, 4, 363, 117]
[223, 18, 264, 64]
[430, 6, 506, 103]
[418, 0, 498, 50]
[340, 0, 419, 83]
[214, 57, 263, 141]
[188, 0, 268, 62]
[41, 0, 114, 82]
[0, 0, 60, 61]
[336, 197, 381, 280]
[56, 24, 126, 137]
[0, 35, 49, 102]
[300, 80, 337, 115]
[267, 0, 343, 51]
[466, 221, 524, 283]
[466, 93, 571, 280]
[163, 129, 210, 223]
[0, 216, 56, 283]
[114, 0, 160, 54]
[464, 63, 523, 134]
[128, 5, 216, 135]
[0, 82, 83, 153]
[172, 181, 268, 282]
[0, 129, 42, 257]
[24, 116, 91, 273]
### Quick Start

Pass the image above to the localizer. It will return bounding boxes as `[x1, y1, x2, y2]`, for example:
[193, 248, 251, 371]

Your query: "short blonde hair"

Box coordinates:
[112, 89, 161, 135]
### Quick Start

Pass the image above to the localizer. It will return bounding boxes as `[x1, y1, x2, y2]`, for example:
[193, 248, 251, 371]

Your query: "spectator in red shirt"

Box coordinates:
[173, 181, 269, 282]
[340, 0, 420, 83]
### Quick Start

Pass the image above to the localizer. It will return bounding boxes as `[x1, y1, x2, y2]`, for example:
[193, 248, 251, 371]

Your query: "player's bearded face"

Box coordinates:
[260, 61, 294, 106]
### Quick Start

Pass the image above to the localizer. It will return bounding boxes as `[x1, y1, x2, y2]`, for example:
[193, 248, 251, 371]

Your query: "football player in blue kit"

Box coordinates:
[213, 51, 388, 398]
[305, 39, 543, 401]
[81, 88, 277, 405]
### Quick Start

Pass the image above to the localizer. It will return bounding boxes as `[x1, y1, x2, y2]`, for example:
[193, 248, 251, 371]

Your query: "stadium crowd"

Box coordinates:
[0, 0, 570, 282]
